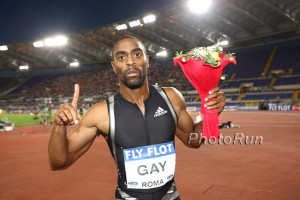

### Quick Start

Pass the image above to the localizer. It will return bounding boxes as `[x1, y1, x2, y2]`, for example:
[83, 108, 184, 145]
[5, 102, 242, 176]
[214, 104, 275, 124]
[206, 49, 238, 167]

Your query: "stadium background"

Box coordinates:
[0, 0, 300, 199]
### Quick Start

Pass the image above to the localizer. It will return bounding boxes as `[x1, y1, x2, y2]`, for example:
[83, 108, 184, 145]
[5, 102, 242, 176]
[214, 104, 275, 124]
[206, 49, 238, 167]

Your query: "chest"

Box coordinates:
[113, 95, 176, 148]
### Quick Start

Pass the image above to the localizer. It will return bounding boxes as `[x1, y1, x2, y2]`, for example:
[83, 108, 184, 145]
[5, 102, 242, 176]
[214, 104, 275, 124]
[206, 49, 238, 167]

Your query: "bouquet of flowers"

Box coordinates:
[174, 42, 236, 140]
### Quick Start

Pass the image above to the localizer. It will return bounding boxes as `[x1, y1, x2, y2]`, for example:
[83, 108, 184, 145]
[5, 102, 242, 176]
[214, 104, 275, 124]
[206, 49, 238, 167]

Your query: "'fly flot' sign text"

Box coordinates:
[123, 142, 176, 189]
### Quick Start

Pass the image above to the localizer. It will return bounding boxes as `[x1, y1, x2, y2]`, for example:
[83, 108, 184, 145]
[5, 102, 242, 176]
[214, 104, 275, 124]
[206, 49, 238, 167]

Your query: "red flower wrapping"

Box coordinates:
[174, 53, 236, 140]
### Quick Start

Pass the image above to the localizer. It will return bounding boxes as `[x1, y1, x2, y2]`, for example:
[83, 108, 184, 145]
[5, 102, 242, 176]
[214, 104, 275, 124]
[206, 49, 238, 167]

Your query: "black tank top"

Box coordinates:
[106, 85, 178, 199]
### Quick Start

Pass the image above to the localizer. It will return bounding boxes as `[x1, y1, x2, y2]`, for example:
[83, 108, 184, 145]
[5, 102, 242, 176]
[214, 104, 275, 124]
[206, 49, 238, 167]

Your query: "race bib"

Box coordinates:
[123, 142, 176, 189]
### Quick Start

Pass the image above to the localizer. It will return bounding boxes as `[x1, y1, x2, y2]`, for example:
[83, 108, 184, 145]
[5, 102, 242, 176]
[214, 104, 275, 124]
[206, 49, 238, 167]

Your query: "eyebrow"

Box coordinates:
[114, 48, 143, 57]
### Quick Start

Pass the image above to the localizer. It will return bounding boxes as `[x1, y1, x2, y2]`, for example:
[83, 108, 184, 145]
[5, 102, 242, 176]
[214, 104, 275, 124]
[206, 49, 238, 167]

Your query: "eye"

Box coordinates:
[134, 52, 142, 57]
[118, 55, 126, 60]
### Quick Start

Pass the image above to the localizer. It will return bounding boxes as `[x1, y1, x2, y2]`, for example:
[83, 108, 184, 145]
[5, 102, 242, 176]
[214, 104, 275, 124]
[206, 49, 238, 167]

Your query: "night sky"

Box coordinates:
[0, 0, 179, 44]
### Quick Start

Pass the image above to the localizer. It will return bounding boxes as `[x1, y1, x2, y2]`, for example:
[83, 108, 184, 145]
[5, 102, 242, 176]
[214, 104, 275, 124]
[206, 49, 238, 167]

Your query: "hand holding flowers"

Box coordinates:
[174, 41, 236, 139]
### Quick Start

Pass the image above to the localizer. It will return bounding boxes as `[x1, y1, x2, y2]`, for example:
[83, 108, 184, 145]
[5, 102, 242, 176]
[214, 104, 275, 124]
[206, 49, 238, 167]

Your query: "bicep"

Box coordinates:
[164, 87, 196, 146]
[175, 104, 196, 146]
[66, 122, 98, 165]
[67, 123, 97, 153]
[66, 102, 108, 165]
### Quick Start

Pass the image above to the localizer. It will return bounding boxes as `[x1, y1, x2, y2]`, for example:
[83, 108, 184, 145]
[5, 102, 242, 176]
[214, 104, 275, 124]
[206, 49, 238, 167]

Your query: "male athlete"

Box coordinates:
[48, 35, 226, 199]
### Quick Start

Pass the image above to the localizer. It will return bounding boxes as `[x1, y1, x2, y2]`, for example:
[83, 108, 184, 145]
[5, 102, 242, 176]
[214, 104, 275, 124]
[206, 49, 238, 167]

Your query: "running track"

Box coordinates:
[0, 111, 299, 199]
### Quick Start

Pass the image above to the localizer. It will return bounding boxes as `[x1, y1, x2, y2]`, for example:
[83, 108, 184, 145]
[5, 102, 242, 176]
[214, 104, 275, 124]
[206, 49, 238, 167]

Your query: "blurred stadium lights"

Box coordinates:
[116, 15, 155, 31]
[44, 38, 55, 47]
[69, 61, 80, 67]
[188, 0, 211, 14]
[19, 65, 29, 70]
[116, 24, 128, 30]
[219, 40, 229, 46]
[129, 20, 141, 27]
[33, 41, 44, 48]
[156, 50, 168, 57]
[34, 35, 68, 48]
[54, 35, 68, 46]
[143, 15, 156, 23]
[221, 74, 228, 80]
[0, 45, 8, 51]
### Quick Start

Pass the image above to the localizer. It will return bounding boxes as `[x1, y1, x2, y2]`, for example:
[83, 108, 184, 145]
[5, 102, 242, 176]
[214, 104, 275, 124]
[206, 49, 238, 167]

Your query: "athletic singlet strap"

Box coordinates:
[153, 85, 178, 126]
[108, 95, 116, 158]
[108, 95, 121, 177]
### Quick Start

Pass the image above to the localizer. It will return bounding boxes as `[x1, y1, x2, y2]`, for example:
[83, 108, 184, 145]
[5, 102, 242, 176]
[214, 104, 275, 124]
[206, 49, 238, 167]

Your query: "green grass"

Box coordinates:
[0, 114, 54, 127]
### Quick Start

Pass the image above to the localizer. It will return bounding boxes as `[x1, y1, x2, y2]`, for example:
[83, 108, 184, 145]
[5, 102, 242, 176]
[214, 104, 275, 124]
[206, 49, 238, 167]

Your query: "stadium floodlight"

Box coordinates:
[44, 35, 68, 47]
[143, 15, 156, 24]
[0, 45, 8, 51]
[188, 0, 211, 14]
[54, 35, 68, 46]
[69, 62, 79, 67]
[44, 38, 55, 47]
[156, 50, 168, 57]
[33, 41, 44, 48]
[116, 24, 128, 30]
[129, 20, 141, 27]
[219, 40, 229, 46]
[19, 65, 29, 70]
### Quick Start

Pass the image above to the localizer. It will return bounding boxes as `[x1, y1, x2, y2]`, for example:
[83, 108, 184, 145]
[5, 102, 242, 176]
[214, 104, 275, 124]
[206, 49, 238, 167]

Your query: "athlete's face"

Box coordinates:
[111, 38, 149, 89]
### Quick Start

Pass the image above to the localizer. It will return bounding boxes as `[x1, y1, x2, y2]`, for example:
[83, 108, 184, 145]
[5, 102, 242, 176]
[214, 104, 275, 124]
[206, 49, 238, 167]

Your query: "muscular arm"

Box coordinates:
[48, 84, 109, 170]
[164, 87, 225, 148]
[48, 102, 109, 170]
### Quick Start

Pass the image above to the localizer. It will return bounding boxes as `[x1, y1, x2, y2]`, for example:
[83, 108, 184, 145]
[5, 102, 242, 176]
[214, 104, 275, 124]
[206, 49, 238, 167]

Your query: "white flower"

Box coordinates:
[193, 47, 207, 59]
[174, 40, 234, 67]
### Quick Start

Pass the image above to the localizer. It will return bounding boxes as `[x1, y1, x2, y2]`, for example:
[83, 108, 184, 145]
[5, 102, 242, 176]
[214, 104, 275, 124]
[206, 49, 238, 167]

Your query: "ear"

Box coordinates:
[111, 60, 117, 73]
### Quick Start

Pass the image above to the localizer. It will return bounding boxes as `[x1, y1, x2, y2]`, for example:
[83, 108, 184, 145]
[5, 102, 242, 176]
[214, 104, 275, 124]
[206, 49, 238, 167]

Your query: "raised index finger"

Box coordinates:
[71, 84, 80, 109]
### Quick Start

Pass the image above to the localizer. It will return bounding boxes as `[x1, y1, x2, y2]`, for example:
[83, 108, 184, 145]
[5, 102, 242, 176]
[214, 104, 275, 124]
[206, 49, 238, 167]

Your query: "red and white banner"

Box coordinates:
[292, 105, 300, 111]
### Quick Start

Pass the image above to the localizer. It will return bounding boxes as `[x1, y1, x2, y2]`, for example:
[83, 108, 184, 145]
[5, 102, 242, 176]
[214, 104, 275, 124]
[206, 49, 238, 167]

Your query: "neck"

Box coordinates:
[119, 79, 149, 104]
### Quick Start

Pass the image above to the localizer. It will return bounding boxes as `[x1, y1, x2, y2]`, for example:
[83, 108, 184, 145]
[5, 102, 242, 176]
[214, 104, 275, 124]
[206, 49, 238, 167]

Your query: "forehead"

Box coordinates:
[113, 38, 146, 54]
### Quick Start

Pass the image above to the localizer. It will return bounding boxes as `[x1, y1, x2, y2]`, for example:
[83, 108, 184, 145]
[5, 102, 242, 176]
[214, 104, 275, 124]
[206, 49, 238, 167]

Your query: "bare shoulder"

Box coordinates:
[88, 101, 108, 113]
[163, 87, 185, 104]
[80, 101, 109, 135]
[162, 87, 186, 111]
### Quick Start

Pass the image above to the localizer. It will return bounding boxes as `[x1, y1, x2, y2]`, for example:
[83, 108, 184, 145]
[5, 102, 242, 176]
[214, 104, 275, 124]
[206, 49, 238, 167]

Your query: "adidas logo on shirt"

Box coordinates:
[154, 107, 168, 117]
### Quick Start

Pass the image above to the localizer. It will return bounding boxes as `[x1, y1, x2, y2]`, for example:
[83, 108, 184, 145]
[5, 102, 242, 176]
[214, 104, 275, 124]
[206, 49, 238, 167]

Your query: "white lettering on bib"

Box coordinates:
[123, 141, 176, 189]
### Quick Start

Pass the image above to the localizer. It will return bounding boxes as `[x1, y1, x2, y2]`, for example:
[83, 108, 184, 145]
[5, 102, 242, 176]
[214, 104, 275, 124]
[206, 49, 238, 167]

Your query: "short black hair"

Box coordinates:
[111, 35, 147, 60]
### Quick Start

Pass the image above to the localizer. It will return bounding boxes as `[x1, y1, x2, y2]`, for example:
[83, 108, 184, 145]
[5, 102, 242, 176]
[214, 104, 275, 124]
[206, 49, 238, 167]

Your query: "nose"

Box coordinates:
[126, 54, 135, 66]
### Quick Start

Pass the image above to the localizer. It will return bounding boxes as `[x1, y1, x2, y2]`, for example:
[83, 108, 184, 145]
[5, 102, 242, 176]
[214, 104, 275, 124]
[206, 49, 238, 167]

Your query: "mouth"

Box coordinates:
[126, 69, 140, 78]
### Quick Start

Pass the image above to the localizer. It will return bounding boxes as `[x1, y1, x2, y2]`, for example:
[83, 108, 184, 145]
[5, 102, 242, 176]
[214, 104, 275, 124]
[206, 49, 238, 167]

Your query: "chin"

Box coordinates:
[125, 80, 144, 89]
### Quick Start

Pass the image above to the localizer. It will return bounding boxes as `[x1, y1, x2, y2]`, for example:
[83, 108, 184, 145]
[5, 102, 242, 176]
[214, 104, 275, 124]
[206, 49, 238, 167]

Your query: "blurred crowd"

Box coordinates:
[0, 62, 195, 114]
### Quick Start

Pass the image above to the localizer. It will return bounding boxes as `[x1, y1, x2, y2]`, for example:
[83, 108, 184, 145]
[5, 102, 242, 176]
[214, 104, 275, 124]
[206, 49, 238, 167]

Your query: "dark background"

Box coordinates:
[0, 0, 178, 43]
